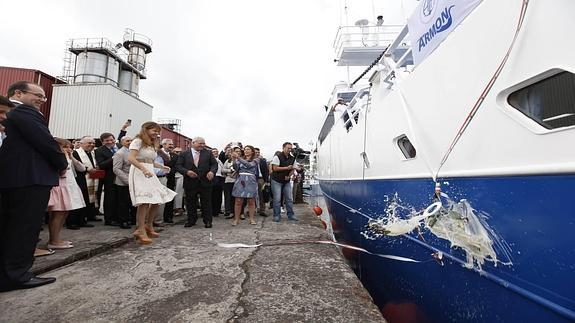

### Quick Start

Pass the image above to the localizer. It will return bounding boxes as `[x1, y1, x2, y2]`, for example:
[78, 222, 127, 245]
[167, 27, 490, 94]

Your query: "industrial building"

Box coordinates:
[0, 29, 191, 147]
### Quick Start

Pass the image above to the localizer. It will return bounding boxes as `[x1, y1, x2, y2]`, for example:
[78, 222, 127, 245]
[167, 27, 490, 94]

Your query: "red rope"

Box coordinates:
[436, 0, 530, 179]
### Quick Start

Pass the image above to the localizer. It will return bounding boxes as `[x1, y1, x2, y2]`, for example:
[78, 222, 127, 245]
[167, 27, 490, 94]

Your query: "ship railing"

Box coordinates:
[375, 25, 415, 87]
[342, 87, 370, 131]
[333, 24, 404, 59]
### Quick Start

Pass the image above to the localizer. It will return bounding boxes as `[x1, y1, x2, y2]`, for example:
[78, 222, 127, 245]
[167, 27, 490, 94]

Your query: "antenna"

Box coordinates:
[355, 19, 370, 47]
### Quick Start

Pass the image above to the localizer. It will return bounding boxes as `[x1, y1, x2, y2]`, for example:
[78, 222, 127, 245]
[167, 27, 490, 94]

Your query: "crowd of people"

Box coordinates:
[0, 80, 305, 292]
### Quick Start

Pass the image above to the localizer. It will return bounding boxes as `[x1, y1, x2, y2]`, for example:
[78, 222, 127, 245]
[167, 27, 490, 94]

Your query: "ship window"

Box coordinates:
[337, 92, 356, 103]
[507, 71, 575, 129]
[397, 135, 416, 159]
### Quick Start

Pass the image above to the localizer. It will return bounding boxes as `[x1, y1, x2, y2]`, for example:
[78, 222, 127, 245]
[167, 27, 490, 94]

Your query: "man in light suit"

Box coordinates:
[112, 136, 134, 229]
[0, 81, 68, 292]
[176, 137, 218, 228]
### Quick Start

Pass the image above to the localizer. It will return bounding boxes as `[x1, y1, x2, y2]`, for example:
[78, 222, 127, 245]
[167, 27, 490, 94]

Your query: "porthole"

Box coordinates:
[507, 71, 575, 129]
[397, 135, 416, 159]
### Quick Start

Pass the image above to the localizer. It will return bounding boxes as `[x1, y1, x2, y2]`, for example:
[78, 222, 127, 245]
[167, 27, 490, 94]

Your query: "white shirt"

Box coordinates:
[215, 158, 224, 177]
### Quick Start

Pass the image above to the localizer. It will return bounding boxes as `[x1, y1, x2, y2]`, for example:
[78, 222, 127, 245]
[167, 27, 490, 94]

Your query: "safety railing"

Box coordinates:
[333, 24, 405, 59]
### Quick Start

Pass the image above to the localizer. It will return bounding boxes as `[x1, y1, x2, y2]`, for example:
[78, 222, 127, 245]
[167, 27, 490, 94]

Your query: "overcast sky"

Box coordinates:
[1, 0, 417, 158]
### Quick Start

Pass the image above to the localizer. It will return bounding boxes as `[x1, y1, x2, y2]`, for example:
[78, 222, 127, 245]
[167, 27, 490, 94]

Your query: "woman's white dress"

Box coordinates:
[128, 138, 177, 206]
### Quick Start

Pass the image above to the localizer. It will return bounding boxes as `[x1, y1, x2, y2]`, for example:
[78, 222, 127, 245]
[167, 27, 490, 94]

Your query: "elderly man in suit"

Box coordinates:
[176, 137, 218, 228]
[67, 136, 98, 229]
[0, 81, 68, 292]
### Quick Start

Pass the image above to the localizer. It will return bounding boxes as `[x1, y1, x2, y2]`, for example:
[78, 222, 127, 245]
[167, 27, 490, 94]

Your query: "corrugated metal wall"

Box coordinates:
[2, 67, 191, 145]
[160, 126, 192, 149]
[49, 83, 153, 140]
[0, 67, 35, 96]
[0, 66, 64, 122]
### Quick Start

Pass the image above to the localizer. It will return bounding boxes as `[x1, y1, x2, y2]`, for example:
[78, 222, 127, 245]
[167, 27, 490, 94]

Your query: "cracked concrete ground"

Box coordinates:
[0, 205, 384, 323]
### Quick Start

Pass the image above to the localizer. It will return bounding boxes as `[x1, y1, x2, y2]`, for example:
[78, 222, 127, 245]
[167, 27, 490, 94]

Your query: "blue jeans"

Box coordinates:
[271, 179, 294, 219]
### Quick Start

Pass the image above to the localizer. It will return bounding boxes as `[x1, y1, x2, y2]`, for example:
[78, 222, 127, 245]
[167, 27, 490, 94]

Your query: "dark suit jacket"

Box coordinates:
[218, 150, 227, 164]
[0, 105, 67, 189]
[259, 158, 270, 182]
[165, 152, 179, 188]
[176, 148, 218, 190]
[95, 145, 116, 185]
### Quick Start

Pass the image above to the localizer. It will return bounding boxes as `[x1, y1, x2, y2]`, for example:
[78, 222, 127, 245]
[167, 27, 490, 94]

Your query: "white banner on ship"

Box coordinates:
[408, 0, 483, 66]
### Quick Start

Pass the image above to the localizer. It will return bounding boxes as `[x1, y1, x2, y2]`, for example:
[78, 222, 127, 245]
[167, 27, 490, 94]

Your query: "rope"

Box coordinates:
[435, 0, 530, 179]
[351, 47, 387, 86]
[217, 240, 424, 263]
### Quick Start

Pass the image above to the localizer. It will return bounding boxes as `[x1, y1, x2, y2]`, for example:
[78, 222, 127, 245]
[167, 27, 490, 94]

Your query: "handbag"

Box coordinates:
[89, 169, 106, 179]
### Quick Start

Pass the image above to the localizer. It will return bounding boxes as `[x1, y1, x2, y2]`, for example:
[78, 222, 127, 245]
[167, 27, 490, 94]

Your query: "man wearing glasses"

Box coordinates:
[0, 81, 68, 292]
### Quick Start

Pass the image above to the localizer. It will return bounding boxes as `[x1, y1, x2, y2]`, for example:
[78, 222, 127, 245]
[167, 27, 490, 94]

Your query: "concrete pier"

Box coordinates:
[0, 204, 385, 322]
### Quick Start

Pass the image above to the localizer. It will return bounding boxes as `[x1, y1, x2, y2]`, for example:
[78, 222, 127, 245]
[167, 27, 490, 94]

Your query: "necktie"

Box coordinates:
[193, 151, 199, 167]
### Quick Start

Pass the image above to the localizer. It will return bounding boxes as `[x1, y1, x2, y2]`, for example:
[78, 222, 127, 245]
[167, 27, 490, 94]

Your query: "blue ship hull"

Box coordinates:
[319, 174, 575, 323]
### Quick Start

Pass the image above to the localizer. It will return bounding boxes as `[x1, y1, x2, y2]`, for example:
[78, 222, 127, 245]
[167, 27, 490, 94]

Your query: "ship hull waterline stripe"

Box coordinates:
[320, 189, 575, 321]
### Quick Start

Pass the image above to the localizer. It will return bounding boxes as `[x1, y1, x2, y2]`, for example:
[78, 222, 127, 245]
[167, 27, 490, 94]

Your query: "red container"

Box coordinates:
[0, 66, 66, 123]
[160, 125, 192, 149]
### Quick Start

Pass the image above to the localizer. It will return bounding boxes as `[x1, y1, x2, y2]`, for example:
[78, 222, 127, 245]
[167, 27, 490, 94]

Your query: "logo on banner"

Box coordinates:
[408, 0, 482, 66]
[417, 5, 455, 52]
[420, 0, 437, 23]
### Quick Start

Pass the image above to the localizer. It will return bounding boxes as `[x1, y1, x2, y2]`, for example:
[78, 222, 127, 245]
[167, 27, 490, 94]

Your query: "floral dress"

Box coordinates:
[232, 158, 260, 198]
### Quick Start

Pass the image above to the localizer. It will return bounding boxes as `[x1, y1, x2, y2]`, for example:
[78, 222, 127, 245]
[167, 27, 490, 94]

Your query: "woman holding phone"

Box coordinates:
[231, 145, 260, 226]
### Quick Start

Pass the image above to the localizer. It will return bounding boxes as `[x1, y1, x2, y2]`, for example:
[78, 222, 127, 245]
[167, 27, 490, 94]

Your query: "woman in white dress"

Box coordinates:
[47, 138, 86, 249]
[128, 122, 176, 245]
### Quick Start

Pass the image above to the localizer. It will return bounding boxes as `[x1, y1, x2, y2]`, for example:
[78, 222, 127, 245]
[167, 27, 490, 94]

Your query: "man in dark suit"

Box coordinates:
[0, 81, 68, 292]
[175, 137, 218, 228]
[94, 122, 129, 217]
[95, 132, 119, 226]
[254, 148, 270, 216]
[161, 139, 178, 223]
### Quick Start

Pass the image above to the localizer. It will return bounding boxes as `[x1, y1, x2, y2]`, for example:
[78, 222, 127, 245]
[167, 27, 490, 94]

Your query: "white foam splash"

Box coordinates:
[365, 192, 513, 270]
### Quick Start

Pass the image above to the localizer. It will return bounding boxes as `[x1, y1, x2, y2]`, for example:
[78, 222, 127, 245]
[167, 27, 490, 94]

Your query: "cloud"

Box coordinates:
[1, 0, 411, 158]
